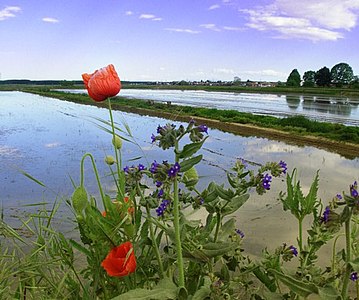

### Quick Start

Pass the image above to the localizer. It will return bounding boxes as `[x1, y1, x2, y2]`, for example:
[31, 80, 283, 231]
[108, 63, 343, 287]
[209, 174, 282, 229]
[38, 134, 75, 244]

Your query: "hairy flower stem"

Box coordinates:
[145, 204, 164, 278]
[174, 140, 185, 288]
[213, 213, 222, 243]
[80, 153, 105, 203]
[341, 209, 353, 299]
[108, 99, 124, 198]
[298, 218, 303, 253]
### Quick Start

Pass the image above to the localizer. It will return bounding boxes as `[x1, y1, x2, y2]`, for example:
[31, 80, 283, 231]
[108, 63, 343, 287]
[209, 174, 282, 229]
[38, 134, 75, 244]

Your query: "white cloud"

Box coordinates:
[241, 0, 359, 41]
[243, 69, 287, 78]
[209, 4, 220, 10]
[0, 6, 21, 21]
[42, 17, 59, 23]
[200, 23, 221, 31]
[139, 14, 156, 19]
[139, 14, 162, 21]
[223, 26, 244, 31]
[165, 28, 201, 34]
[213, 68, 236, 74]
[125, 11, 133, 16]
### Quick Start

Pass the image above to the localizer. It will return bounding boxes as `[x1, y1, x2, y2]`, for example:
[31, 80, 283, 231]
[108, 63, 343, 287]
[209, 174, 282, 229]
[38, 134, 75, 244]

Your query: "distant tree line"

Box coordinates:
[286, 62, 359, 88]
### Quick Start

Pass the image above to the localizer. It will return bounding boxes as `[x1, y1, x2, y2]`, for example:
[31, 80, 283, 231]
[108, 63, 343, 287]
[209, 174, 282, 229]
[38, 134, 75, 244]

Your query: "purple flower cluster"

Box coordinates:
[351, 181, 358, 198]
[289, 245, 298, 257]
[168, 162, 181, 178]
[351, 272, 358, 282]
[235, 229, 245, 238]
[198, 124, 208, 134]
[336, 194, 343, 200]
[156, 199, 170, 217]
[321, 206, 330, 224]
[151, 133, 156, 143]
[262, 173, 272, 190]
[123, 164, 146, 173]
[279, 160, 287, 174]
[150, 160, 159, 174]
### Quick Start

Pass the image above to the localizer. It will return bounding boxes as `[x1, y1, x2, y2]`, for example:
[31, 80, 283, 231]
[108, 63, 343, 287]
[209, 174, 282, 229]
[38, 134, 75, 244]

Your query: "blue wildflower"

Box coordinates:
[351, 187, 358, 198]
[321, 206, 330, 223]
[198, 124, 208, 134]
[261, 173, 272, 190]
[123, 166, 130, 173]
[350, 272, 358, 281]
[289, 245, 298, 257]
[279, 160, 287, 174]
[156, 199, 170, 217]
[151, 133, 156, 143]
[199, 198, 204, 205]
[150, 160, 159, 174]
[235, 229, 244, 238]
[336, 194, 343, 200]
[157, 189, 164, 198]
[156, 125, 162, 134]
[155, 181, 162, 187]
[138, 164, 146, 171]
[168, 162, 181, 178]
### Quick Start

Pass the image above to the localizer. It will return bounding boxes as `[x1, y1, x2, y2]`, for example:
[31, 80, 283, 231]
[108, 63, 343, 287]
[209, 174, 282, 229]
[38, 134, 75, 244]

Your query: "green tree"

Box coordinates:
[330, 62, 353, 86]
[302, 70, 316, 87]
[286, 69, 301, 87]
[314, 67, 331, 87]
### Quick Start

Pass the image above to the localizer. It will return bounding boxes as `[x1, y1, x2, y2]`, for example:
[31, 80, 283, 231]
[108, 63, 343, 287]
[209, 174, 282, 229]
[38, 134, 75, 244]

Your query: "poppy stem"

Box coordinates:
[108, 99, 124, 199]
[80, 153, 105, 203]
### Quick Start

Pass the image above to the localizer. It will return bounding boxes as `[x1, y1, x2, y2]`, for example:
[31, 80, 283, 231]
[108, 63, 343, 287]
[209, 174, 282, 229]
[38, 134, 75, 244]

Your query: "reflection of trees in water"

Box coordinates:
[285, 95, 301, 109]
[300, 95, 352, 116]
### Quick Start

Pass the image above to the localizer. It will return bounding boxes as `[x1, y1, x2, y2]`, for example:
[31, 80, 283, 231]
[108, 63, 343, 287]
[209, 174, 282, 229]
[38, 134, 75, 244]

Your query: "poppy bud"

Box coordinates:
[72, 186, 88, 213]
[105, 155, 115, 165]
[112, 135, 122, 149]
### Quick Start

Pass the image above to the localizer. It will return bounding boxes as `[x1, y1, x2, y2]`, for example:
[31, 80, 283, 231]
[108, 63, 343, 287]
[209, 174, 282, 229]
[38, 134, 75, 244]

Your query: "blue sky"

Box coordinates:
[1, 0, 358, 82]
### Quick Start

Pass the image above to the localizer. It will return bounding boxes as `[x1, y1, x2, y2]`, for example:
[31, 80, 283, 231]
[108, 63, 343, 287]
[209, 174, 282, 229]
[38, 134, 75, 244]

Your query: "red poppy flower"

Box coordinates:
[82, 64, 121, 102]
[101, 241, 136, 277]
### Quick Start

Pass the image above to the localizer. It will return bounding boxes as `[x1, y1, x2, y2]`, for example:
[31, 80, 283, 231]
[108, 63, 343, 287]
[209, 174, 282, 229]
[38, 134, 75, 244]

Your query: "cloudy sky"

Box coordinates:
[1, 0, 358, 82]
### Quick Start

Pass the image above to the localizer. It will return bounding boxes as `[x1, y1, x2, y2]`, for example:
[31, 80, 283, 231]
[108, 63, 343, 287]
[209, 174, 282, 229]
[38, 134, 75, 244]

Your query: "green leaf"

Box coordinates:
[317, 285, 342, 300]
[192, 277, 212, 300]
[20, 170, 46, 187]
[201, 242, 237, 258]
[302, 170, 319, 216]
[270, 269, 318, 297]
[178, 137, 207, 159]
[252, 267, 277, 293]
[215, 184, 235, 201]
[221, 194, 250, 216]
[69, 239, 91, 257]
[180, 155, 202, 172]
[112, 277, 177, 300]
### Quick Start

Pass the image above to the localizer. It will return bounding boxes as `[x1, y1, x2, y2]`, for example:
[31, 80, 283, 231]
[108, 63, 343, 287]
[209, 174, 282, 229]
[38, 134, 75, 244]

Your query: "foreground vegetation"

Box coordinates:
[1, 64, 359, 299]
[1, 103, 359, 299]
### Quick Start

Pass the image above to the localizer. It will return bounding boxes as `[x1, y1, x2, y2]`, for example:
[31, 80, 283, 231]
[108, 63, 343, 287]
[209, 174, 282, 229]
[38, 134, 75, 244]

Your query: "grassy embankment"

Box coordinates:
[3, 85, 359, 157]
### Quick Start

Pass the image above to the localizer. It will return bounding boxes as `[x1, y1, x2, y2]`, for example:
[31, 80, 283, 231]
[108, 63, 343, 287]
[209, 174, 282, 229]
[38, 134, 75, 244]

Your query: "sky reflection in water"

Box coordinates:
[1, 91, 358, 255]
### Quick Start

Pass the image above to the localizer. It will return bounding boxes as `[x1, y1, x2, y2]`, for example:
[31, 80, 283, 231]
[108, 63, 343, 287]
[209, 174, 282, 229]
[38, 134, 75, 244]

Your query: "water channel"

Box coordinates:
[1, 91, 359, 255]
[64, 88, 359, 126]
